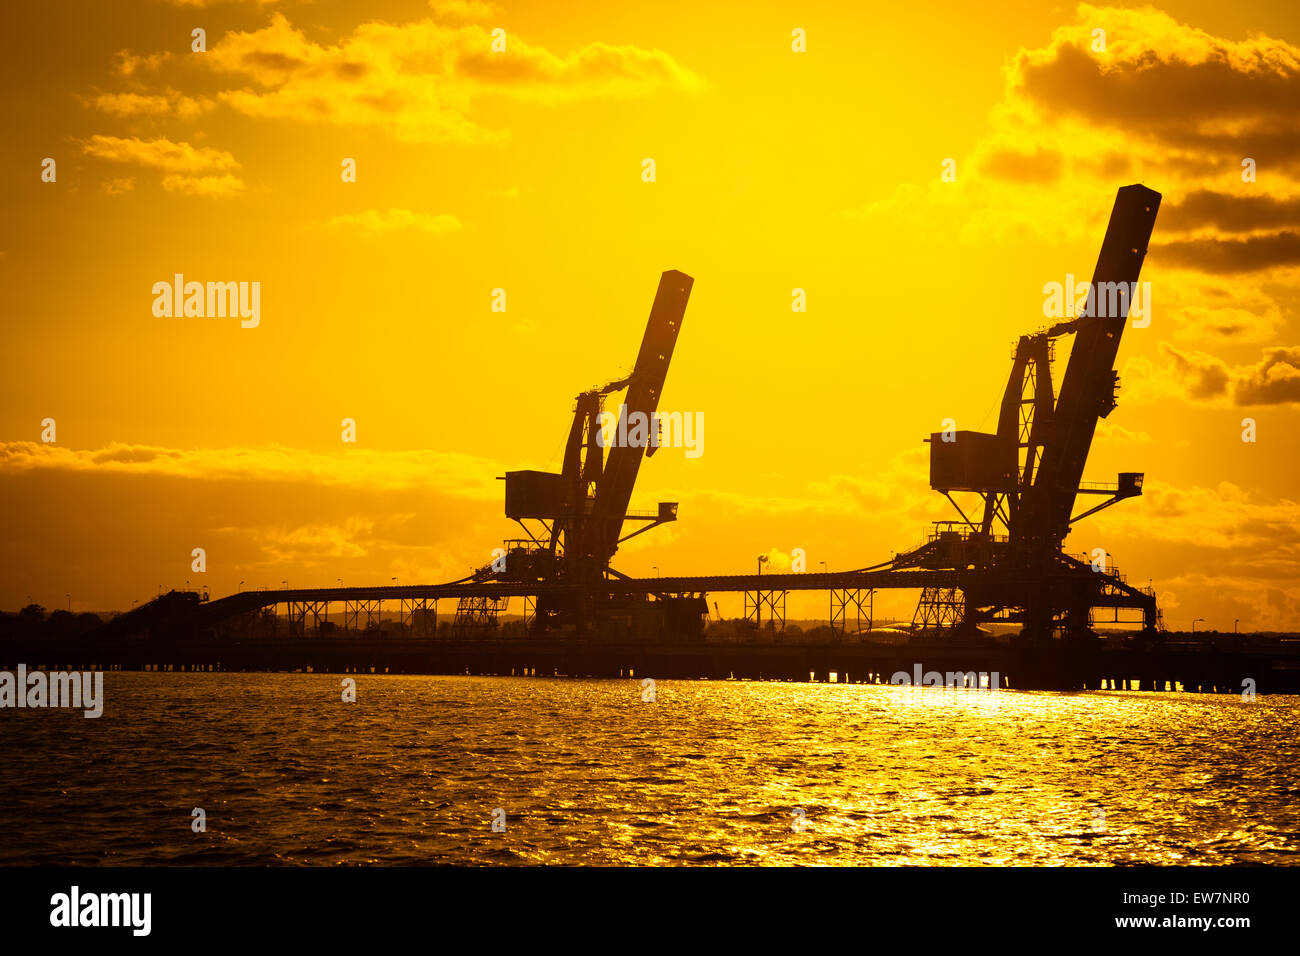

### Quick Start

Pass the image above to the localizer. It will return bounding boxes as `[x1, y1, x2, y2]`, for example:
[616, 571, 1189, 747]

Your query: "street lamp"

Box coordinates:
[653, 566, 660, 578]
[337, 578, 344, 588]
[238, 580, 244, 592]
[66, 593, 71, 611]
[392, 577, 398, 586]
[1234, 619, 1240, 634]
[1192, 617, 1205, 634]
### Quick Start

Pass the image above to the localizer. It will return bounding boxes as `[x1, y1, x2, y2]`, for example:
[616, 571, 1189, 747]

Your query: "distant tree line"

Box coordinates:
[0, 605, 103, 640]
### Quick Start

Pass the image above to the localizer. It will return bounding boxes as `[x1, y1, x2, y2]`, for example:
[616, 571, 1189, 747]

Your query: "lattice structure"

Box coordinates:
[831, 587, 873, 637]
[454, 595, 509, 628]
[399, 597, 437, 638]
[744, 589, 786, 634]
[912, 586, 963, 631]
[343, 598, 381, 632]
[286, 599, 327, 638]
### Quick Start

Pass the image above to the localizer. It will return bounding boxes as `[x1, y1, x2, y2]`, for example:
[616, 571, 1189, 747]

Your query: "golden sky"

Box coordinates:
[2, 0, 1299, 629]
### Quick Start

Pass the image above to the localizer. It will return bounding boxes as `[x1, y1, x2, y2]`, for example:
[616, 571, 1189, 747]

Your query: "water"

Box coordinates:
[1, 673, 1297, 865]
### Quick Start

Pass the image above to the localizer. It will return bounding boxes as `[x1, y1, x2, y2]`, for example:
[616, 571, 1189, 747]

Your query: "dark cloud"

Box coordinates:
[1159, 231, 1300, 273]
[1236, 347, 1300, 405]
[1162, 343, 1232, 399]
[1016, 42, 1300, 133]
[1157, 344, 1300, 405]
[1163, 190, 1300, 233]
[90, 446, 169, 465]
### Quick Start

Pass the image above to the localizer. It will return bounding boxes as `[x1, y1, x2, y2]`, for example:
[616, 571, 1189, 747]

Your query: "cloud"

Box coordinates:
[1162, 190, 1300, 233]
[256, 519, 373, 561]
[834, 2, 1300, 386]
[1096, 478, 1300, 552]
[1009, 6, 1300, 159]
[193, 12, 699, 143]
[81, 135, 238, 174]
[1154, 573, 1300, 631]
[1125, 343, 1300, 406]
[112, 50, 171, 78]
[841, 6, 1300, 231]
[327, 208, 467, 236]
[0, 441, 505, 498]
[80, 135, 246, 197]
[102, 177, 135, 196]
[1085, 475, 1300, 629]
[0, 443, 510, 607]
[162, 173, 246, 197]
[89, 90, 215, 120]
[1236, 347, 1300, 404]
[1094, 420, 1156, 444]
[1161, 232, 1300, 274]
[1159, 275, 1286, 343]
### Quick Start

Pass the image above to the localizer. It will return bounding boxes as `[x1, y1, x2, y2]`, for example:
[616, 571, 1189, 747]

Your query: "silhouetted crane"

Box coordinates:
[899, 184, 1162, 639]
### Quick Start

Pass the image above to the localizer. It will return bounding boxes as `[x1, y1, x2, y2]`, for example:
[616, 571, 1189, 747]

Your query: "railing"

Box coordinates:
[1077, 480, 1119, 494]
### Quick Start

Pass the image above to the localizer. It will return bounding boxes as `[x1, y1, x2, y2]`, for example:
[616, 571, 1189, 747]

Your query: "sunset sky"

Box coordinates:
[2, 0, 1299, 629]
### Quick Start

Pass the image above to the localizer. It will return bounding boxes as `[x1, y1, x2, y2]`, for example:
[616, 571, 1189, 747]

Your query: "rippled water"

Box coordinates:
[1, 673, 1297, 865]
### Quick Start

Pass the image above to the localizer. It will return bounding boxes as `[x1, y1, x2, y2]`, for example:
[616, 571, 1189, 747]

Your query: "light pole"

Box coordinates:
[392, 577, 398, 586]
[653, 566, 659, 579]
[66, 593, 71, 611]
[238, 580, 244, 592]
[1234, 619, 1239, 634]
[1192, 617, 1205, 634]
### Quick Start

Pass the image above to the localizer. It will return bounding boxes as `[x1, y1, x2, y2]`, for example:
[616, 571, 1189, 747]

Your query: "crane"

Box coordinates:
[901, 185, 1162, 639]
[468, 270, 703, 636]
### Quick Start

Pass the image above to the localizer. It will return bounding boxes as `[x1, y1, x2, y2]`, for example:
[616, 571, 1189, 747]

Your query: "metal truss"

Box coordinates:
[399, 597, 437, 638]
[912, 585, 964, 631]
[830, 587, 873, 638]
[453, 595, 510, 629]
[744, 589, 786, 634]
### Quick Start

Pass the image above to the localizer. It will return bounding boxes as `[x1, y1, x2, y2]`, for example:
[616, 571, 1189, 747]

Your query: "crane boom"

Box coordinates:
[592, 269, 694, 561]
[1021, 184, 1160, 548]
